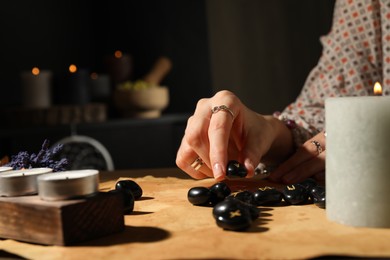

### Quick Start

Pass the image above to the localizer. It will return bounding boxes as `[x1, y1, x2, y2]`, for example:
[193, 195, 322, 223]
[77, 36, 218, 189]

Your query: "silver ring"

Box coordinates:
[211, 105, 234, 119]
[190, 157, 204, 171]
[310, 140, 323, 155]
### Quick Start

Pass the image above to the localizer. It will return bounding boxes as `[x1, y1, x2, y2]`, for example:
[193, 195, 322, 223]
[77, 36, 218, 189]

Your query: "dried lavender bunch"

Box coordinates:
[6, 139, 68, 172]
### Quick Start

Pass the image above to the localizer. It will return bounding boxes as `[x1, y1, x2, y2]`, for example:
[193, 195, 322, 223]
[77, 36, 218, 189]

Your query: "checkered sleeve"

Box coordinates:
[279, 0, 384, 147]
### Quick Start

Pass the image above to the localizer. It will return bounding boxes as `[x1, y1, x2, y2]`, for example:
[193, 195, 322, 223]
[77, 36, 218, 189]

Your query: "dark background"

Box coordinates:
[0, 0, 335, 170]
[0, 0, 212, 113]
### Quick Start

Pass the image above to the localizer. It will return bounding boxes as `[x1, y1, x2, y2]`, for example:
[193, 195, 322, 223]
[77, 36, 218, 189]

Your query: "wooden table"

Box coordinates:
[1, 167, 390, 260]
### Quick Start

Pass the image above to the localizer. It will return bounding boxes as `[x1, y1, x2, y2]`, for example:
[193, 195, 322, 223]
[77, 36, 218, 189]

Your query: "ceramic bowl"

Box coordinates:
[113, 86, 169, 118]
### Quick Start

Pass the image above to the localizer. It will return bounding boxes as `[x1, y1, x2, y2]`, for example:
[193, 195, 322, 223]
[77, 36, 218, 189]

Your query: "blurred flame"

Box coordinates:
[373, 81, 382, 95]
[69, 64, 77, 73]
[114, 50, 123, 58]
[32, 67, 40, 76]
[90, 72, 98, 80]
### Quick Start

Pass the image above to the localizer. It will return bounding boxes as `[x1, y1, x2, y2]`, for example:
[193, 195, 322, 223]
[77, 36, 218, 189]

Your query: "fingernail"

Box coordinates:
[244, 159, 255, 178]
[213, 163, 225, 181]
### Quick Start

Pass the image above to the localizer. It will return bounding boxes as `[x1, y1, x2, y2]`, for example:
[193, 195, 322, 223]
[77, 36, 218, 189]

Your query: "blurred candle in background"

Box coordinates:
[67, 64, 90, 105]
[89, 72, 111, 103]
[104, 50, 132, 86]
[21, 67, 52, 108]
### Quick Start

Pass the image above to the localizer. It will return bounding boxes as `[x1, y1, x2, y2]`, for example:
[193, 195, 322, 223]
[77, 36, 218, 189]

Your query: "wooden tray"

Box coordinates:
[0, 192, 124, 246]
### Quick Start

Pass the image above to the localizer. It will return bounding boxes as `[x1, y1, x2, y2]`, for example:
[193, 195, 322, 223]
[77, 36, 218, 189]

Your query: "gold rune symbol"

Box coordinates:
[230, 210, 241, 218]
[287, 185, 296, 191]
[231, 190, 244, 197]
[259, 186, 273, 191]
[231, 192, 239, 197]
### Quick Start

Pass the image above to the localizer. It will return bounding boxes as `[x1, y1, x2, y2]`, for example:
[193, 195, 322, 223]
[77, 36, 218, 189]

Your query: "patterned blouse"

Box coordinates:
[280, 0, 390, 146]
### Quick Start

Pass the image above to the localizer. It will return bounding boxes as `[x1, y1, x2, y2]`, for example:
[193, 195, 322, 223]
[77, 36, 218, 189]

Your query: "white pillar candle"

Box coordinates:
[37, 169, 99, 201]
[0, 168, 53, 197]
[21, 67, 52, 108]
[325, 95, 390, 228]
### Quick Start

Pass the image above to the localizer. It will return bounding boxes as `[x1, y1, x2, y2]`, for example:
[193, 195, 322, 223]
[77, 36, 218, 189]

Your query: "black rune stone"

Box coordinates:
[109, 189, 135, 213]
[297, 178, 318, 192]
[310, 186, 326, 209]
[209, 182, 231, 205]
[227, 190, 255, 205]
[252, 187, 283, 206]
[187, 186, 212, 206]
[226, 160, 247, 178]
[212, 197, 259, 231]
[115, 179, 143, 200]
[282, 184, 310, 205]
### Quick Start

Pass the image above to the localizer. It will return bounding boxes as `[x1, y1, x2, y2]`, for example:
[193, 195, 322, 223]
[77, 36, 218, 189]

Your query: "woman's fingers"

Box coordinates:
[175, 138, 213, 179]
[281, 151, 326, 184]
[176, 91, 241, 180]
[176, 99, 214, 179]
[208, 106, 236, 180]
[240, 123, 267, 179]
[176, 90, 269, 181]
[314, 171, 325, 182]
[184, 114, 211, 169]
[268, 131, 326, 183]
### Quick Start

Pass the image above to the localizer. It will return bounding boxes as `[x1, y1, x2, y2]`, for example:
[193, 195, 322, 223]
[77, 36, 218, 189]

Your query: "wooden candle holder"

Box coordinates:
[0, 192, 124, 246]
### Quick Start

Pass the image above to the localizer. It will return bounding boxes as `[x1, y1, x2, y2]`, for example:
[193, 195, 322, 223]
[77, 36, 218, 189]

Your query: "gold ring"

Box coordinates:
[311, 140, 323, 155]
[211, 105, 234, 119]
[190, 157, 204, 171]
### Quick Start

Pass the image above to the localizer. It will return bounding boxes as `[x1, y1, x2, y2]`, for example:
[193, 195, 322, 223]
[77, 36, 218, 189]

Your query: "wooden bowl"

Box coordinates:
[113, 86, 169, 118]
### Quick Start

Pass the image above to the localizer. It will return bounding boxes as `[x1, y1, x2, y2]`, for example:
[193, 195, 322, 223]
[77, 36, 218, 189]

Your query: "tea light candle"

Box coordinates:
[0, 168, 53, 197]
[21, 67, 52, 108]
[37, 169, 99, 201]
[325, 82, 390, 228]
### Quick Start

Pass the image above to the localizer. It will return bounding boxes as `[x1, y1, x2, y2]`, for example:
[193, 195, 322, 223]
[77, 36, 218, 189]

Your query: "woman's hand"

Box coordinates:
[268, 130, 326, 184]
[176, 90, 294, 181]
